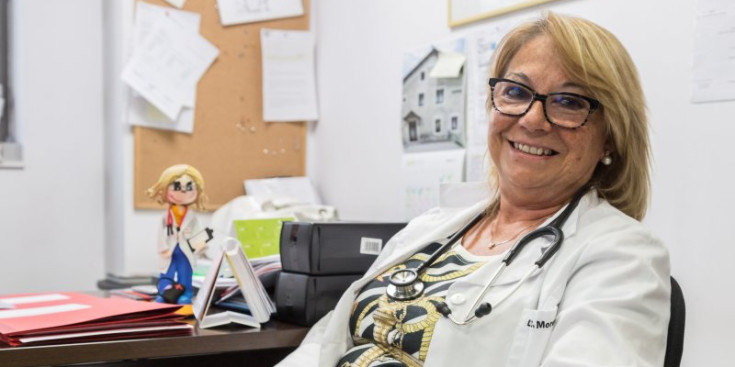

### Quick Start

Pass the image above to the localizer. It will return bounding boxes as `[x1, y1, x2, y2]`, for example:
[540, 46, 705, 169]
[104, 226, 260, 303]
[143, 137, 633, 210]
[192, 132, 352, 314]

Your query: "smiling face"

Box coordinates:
[488, 35, 608, 207]
[166, 174, 198, 206]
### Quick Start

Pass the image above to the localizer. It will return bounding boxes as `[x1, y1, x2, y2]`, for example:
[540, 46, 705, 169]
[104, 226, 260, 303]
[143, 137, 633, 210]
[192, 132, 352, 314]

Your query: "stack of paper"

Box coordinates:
[0, 292, 191, 346]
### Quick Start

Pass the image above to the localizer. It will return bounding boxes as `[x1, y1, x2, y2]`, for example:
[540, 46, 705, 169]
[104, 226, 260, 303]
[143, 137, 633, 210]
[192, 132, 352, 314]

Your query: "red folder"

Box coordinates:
[0, 292, 191, 346]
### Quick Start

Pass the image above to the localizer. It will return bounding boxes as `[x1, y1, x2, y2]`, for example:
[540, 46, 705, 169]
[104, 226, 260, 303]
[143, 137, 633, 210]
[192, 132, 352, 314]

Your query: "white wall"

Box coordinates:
[312, 0, 734, 365]
[0, 0, 105, 292]
[101, 0, 214, 280]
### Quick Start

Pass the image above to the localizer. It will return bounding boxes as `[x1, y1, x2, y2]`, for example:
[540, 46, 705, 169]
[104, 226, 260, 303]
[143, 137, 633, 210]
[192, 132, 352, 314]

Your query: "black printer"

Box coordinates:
[275, 221, 406, 326]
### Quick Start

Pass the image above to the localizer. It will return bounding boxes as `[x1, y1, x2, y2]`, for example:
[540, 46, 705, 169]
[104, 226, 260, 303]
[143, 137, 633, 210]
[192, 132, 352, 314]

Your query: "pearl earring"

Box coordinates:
[601, 152, 612, 166]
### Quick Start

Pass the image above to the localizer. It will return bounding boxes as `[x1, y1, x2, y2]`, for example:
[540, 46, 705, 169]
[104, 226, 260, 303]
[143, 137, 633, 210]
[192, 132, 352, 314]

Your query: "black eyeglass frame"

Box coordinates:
[489, 77, 601, 129]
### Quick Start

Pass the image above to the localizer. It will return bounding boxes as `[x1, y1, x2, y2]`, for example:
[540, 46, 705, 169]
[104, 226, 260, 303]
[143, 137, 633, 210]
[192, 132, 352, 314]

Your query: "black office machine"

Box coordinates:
[279, 222, 407, 275]
[275, 272, 362, 326]
[276, 222, 406, 326]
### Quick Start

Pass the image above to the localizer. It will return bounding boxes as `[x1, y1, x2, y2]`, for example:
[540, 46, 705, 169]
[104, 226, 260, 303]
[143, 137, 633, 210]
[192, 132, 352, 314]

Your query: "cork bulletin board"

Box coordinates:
[134, 0, 309, 210]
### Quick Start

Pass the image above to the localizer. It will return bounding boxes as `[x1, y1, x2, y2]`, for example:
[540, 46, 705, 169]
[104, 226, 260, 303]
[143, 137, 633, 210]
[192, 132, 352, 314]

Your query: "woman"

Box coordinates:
[278, 12, 670, 367]
[147, 164, 208, 304]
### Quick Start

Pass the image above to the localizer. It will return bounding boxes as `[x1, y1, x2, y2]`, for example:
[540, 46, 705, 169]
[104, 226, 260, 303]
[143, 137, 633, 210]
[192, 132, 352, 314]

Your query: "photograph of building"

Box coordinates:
[401, 39, 466, 152]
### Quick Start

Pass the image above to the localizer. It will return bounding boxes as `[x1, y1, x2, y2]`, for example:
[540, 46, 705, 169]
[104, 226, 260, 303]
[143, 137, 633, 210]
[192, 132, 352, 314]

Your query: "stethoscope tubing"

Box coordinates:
[446, 265, 539, 325]
[386, 186, 590, 326]
[414, 213, 485, 275]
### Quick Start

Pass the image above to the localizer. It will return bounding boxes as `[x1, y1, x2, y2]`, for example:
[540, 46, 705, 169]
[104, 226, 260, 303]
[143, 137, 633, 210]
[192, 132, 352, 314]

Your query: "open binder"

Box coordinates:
[193, 237, 275, 329]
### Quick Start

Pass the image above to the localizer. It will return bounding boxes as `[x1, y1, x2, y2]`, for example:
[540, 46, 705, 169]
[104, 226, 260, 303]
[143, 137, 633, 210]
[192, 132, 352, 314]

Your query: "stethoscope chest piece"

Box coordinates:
[386, 269, 424, 301]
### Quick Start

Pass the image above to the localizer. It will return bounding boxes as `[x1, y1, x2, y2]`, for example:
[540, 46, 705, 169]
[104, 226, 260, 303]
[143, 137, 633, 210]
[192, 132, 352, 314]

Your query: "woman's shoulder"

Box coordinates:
[574, 193, 667, 259]
[578, 193, 652, 237]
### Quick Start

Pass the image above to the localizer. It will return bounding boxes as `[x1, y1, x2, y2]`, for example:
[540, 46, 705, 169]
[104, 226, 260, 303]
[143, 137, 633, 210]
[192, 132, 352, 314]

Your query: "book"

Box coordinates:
[193, 237, 276, 329]
[0, 292, 190, 346]
[215, 298, 251, 314]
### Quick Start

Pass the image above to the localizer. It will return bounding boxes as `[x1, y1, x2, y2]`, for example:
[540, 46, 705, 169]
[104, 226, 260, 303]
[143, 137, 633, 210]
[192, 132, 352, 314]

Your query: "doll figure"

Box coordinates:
[147, 164, 210, 304]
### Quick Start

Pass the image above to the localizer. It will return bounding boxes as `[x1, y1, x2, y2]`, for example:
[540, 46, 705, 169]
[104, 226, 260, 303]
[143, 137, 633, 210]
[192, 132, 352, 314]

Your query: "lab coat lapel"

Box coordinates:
[317, 184, 491, 366]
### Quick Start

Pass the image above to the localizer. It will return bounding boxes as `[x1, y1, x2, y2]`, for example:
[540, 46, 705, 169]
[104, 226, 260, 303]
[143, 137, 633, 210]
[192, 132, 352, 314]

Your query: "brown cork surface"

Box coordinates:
[134, 0, 309, 211]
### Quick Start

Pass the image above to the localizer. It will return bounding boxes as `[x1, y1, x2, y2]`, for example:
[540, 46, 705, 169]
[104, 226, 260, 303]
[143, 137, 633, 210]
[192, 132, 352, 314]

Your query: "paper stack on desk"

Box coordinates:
[0, 292, 192, 346]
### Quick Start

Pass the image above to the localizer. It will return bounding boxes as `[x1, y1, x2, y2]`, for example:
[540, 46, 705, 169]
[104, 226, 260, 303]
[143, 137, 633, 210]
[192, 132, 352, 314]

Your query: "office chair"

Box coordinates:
[664, 276, 685, 367]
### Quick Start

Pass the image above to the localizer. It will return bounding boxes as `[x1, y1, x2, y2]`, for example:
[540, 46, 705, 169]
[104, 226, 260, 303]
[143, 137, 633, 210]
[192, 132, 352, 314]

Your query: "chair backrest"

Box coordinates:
[664, 276, 685, 367]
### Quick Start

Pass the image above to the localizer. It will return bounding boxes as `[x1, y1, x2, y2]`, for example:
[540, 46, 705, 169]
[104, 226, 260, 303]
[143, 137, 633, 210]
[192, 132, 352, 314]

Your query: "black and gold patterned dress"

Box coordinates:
[337, 242, 497, 367]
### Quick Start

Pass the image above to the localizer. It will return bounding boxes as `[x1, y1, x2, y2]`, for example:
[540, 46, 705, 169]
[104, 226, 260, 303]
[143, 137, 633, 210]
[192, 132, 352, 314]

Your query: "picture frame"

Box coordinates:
[448, 0, 560, 27]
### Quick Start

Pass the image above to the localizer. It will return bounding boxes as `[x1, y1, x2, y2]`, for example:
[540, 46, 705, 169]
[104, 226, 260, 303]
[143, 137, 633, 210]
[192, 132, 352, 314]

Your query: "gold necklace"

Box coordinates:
[487, 218, 538, 250]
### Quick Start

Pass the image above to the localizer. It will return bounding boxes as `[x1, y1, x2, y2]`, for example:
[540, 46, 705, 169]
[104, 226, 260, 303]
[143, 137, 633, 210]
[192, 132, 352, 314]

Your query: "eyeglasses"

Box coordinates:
[489, 78, 600, 129]
[170, 180, 195, 192]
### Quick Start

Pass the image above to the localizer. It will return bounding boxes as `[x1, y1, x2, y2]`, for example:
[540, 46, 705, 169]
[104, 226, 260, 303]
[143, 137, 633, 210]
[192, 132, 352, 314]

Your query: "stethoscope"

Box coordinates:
[386, 188, 587, 326]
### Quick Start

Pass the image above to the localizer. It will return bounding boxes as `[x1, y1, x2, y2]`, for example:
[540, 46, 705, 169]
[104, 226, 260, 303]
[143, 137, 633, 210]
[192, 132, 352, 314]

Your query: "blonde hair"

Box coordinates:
[487, 12, 650, 220]
[146, 164, 207, 210]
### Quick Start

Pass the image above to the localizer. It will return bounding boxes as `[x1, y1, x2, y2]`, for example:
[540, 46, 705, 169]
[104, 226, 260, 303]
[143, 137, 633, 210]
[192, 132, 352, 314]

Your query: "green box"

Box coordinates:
[233, 217, 293, 259]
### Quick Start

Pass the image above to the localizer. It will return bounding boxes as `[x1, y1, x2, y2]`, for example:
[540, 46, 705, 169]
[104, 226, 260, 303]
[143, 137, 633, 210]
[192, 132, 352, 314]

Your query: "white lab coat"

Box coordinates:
[157, 207, 203, 273]
[276, 182, 671, 367]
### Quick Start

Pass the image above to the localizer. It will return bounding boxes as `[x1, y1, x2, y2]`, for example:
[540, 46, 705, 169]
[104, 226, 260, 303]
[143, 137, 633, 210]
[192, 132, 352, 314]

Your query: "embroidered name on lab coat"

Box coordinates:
[526, 318, 555, 329]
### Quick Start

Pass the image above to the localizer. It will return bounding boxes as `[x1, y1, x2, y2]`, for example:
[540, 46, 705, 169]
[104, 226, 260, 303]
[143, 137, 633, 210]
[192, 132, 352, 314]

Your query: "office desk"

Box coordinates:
[0, 320, 308, 367]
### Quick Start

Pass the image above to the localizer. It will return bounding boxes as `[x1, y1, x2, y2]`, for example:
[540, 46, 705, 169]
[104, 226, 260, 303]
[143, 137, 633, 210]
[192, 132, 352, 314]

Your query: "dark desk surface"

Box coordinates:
[0, 319, 309, 367]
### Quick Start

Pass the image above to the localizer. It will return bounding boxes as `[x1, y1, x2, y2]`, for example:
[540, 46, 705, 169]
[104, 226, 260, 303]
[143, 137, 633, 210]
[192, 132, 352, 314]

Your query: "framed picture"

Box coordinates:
[448, 0, 559, 27]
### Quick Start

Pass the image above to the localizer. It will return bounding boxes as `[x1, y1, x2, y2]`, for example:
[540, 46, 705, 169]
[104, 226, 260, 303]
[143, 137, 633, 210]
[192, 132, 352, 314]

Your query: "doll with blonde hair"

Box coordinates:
[147, 164, 211, 304]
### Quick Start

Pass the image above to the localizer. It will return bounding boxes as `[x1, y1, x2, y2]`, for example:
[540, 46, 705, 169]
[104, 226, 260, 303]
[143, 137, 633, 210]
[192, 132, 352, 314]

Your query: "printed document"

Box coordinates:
[402, 149, 465, 220]
[692, 0, 735, 102]
[464, 21, 512, 181]
[261, 29, 318, 122]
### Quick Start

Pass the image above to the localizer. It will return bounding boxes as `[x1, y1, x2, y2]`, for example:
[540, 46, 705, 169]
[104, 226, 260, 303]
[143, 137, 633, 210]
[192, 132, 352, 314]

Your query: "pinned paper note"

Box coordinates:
[403, 149, 465, 219]
[121, 12, 218, 120]
[692, 0, 735, 102]
[216, 0, 304, 26]
[126, 2, 201, 132]
[261, 29, 318, 122]
[128, 93, 196, 133]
